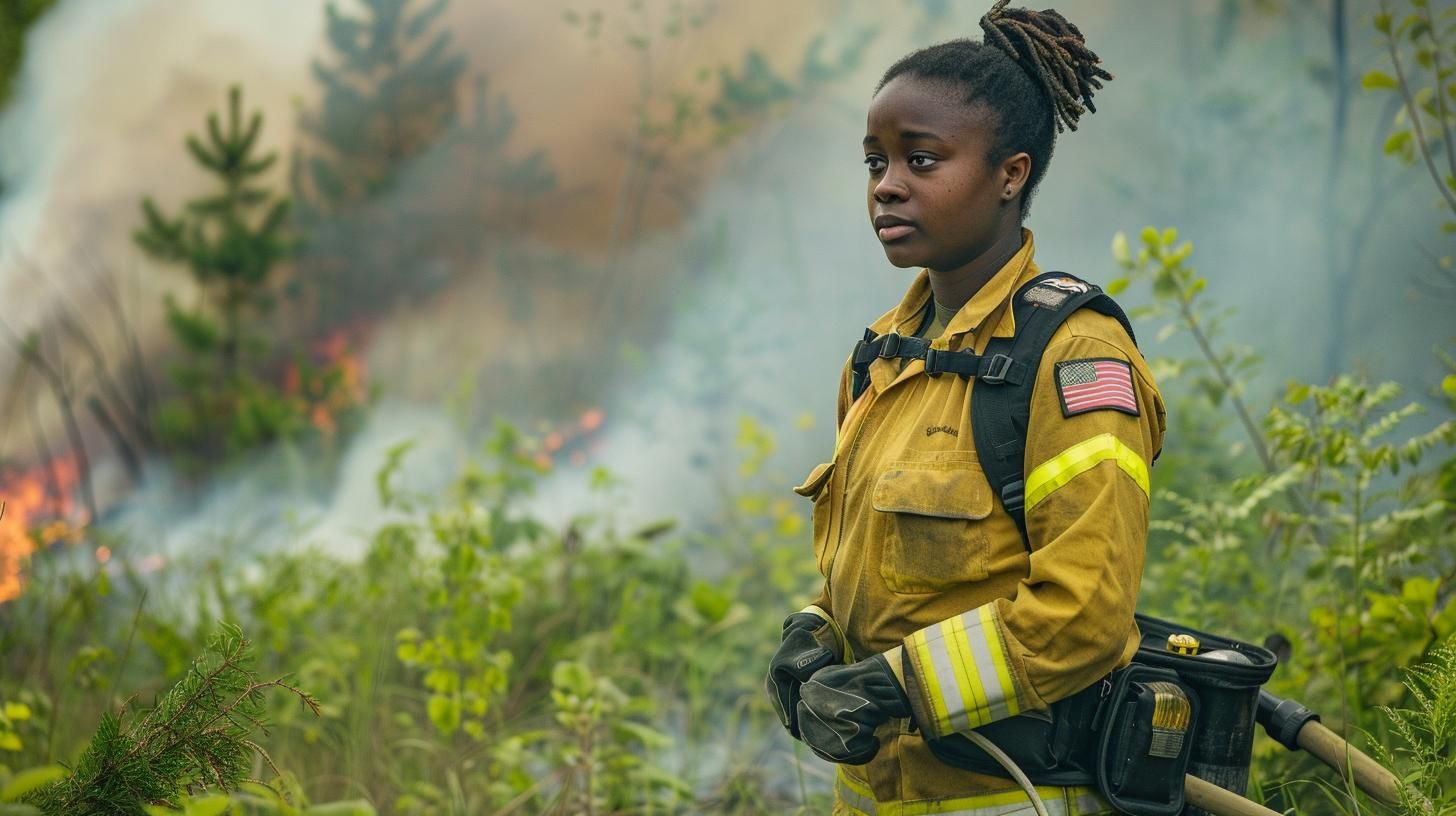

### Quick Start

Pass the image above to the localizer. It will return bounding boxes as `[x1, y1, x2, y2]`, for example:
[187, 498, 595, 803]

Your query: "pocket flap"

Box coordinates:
[872, 465, 993, 519]
[793, 461, 835, 498]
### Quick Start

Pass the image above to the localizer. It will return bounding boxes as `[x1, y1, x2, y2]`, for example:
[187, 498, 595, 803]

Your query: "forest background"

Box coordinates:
[0, 0, 1453, 814]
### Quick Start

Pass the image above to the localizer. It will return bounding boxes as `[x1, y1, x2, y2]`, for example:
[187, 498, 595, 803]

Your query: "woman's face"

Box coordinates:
[863, 74, 1027, 272]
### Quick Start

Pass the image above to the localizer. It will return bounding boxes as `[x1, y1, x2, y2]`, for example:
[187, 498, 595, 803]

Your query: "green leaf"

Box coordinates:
[1362, 70, 1399, 91]
[1105, 277, 1129, 295]
[1442, 374, 1456, 400]
[1384, 130, 1413, 154]
[2, 704, 30, 722]
[1110, 232, 1131, 265]
[185, 794, 231, 816]
[690, 581, 733, 624]
[0, 766, 66, 802]
[1375, 12, 1392, 33]
[301, 802, 377, 816]
[426, 694, 460, 735]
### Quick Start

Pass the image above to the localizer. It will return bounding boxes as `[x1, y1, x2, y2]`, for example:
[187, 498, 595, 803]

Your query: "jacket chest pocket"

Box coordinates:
[871, 462, 992, 594]
[794, 461, 836, 573]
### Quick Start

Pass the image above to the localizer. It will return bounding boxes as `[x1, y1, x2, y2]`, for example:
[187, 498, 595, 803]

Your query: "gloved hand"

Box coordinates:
[765, 612, 840, 738]
[796, 653, 911, 765]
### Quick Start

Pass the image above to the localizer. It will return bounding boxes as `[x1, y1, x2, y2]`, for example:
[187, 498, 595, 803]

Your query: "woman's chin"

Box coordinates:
[880, 244, 926, 269]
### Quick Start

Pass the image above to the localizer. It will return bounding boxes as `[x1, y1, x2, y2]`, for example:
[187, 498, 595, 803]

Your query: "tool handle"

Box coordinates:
[1296, 720, 1404, 807]
[1184, 775, 1280, 816]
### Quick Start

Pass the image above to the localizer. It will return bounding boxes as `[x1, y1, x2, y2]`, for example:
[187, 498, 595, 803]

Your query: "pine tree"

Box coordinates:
[133, 85, 294, 461]
[135, 85, 290, 380]
[291, 0, 467, 321]
[0, 0, 59, 110]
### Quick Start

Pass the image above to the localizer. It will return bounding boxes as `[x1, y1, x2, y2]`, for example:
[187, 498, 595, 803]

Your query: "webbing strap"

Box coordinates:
[848, 334, 1029, 401]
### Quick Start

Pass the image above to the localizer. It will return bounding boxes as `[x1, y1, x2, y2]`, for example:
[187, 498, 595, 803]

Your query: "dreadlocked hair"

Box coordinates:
[876, 1, 1112, 217]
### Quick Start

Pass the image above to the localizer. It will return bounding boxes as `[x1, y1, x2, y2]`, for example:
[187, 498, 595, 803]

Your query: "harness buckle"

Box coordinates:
[924, 347, 943, 377]
[1000, 478, 1025, 514]
[982, 353, 1014, 385]
[877, 333, 902, 359]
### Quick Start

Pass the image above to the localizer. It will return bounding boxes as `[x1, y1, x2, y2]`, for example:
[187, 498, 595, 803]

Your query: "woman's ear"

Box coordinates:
[1000, 151, 1032, 200]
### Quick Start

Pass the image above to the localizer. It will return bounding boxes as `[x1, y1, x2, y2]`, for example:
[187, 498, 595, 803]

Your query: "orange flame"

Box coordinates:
[0, 456, 83, 603]
[281, 329, 369, 438]
[527, 407, 608, 470]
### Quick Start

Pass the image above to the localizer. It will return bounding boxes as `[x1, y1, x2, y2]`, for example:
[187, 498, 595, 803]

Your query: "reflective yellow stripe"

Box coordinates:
[834, 772, 1111, 816]
[978, 604, 1021, 718]
[905, 604, 1023, 737]
[944, 615, 985, 731]
[836, 767, 878, 815]
[1024, 432, 1149, 513]
[909, 627, 954, 735]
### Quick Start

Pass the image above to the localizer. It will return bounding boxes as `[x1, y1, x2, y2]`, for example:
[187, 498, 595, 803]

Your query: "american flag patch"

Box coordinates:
[1055, 358, 1139, 417]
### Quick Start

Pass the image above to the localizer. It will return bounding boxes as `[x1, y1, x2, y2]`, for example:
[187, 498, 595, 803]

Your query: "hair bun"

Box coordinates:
[979, 0, 1112, 132]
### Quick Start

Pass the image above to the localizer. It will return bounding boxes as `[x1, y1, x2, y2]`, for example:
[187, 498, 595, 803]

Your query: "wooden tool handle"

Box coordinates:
[1184, 775, 1281, 816]
[1297, 719, 1404, 807]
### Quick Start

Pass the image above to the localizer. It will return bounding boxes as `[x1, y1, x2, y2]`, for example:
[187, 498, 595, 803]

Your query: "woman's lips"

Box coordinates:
[878, 224, 915, 241]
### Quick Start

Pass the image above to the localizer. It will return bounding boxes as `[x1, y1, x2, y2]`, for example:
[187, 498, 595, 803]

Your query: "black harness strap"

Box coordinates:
[846, 272, 1138, 551]
[973, 272, 1136, 549]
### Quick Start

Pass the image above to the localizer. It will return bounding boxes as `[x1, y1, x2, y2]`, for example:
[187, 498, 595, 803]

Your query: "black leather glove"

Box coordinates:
[765, 612, 839, 738]
[796, 653, 911, 765]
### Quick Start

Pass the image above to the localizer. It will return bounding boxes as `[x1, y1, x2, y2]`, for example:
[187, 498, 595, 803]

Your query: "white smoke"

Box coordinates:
[0, 0, 323, 381]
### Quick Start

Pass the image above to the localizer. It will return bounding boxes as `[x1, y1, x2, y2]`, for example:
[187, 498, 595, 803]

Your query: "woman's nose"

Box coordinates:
[873, 168, 908, 202]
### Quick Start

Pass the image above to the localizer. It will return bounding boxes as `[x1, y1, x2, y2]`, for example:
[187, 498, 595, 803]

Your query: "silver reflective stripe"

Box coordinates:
[1065, 786, 1106, 810]
[834, 771, 879, 815]
[961, 610, 1013, 722]
[932, 794, 1070, 816]
[922, 622, 970, 730]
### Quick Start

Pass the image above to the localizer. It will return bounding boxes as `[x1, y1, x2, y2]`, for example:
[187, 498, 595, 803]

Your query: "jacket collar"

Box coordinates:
[873, 228, 1040, 353]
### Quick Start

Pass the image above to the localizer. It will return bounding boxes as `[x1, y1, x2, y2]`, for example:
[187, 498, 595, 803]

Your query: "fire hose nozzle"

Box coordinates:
[1256, 690, 1319, 752]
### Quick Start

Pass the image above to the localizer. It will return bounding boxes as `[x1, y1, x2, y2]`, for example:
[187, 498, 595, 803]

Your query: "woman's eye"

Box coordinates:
[864, 156, 886, 173]
[909, 155, 937, 168]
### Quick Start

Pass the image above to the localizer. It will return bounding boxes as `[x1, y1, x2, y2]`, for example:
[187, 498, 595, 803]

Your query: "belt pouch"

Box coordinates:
[1094, 664, 1198, 816]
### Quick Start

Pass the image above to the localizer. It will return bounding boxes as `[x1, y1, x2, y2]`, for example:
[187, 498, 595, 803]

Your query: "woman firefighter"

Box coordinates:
[765, 3, 1167, 814]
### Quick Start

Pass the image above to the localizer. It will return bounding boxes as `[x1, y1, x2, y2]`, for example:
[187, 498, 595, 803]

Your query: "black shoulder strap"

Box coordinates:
[843, 271, 1136, 550]
[972, 272, 1136, 550]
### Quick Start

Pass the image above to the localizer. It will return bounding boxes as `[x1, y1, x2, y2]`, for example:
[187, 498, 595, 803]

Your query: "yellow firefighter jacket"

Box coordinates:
[792, 230, 1165, 814]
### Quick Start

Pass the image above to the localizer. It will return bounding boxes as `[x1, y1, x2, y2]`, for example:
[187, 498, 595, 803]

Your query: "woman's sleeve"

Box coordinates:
[801, 355, 858, 615]
[894, 316, 1166, 739]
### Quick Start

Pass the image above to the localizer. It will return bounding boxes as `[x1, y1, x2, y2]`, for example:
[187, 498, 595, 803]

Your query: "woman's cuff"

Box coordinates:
[899, 603, 1027, 740]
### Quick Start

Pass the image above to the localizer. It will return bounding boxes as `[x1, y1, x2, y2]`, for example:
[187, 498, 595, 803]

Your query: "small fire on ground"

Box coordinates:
[0, 456, 87, 603]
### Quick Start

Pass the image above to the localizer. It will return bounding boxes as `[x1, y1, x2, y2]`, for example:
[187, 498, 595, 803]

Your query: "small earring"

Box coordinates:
[1004, 186, 1013, 198]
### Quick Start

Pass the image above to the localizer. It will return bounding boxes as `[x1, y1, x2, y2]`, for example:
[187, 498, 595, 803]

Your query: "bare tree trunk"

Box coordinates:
[87, 395, 143, 485]
[91, 267, 157, 437]
[1321, 0, 1353, 380]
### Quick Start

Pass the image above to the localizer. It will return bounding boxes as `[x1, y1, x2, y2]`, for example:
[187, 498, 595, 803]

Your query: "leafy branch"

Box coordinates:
[1111, 226, 1272, 470]
[1368, 0, 1456, 221]
[1369, 640, 1456, 815]
[24, 623, 318, 816]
